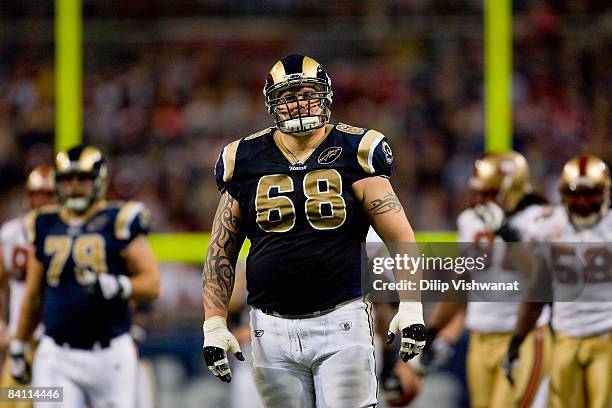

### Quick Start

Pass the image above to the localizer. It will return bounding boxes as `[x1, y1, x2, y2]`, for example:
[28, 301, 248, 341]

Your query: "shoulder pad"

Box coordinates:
[0, 217, 20, 242]
[336, 123, 366, 135]
[357, 129, 387, 174]
[243, 127, 275, 141]
[217, 139, 241, 184]
[216, 128, 274, 186]
[23, 209, 41, 245]
[114, 201, 149, 240]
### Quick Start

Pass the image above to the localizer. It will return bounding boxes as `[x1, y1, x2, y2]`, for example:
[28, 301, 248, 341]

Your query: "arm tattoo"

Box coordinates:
[202, 193, 245, 313]
[367, 191, 403, 215]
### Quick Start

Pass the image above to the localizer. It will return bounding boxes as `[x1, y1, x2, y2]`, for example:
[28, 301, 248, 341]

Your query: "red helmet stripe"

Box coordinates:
[578, 155, 588, 176]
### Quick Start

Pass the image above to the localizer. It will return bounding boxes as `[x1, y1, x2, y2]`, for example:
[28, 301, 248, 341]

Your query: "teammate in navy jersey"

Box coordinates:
[202, 54, 426, 407]
[10, 146, 160, 408]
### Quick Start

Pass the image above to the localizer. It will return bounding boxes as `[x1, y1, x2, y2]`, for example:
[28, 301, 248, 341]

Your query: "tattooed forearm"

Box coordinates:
[367, 192, 403, 215]
[202, 192, 245, 314]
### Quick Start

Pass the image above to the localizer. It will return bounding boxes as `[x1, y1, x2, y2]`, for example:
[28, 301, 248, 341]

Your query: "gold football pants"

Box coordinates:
[548, 331, 612, 408]
[468, 327, 551, 408]
[0, 342, 37, 408]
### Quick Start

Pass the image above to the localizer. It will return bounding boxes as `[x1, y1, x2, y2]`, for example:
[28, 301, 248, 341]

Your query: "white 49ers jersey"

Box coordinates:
[458, 207, 550, 333]
[0, 216, 30, 335]
[521, 206, 612, 337]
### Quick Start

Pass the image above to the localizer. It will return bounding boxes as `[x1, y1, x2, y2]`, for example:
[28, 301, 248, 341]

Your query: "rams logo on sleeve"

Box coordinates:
[382, 141, 394, 165]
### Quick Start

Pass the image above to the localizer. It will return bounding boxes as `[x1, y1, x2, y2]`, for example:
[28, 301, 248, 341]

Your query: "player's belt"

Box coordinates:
[50, 336, 112, 350]
[257, 297, 360, 319]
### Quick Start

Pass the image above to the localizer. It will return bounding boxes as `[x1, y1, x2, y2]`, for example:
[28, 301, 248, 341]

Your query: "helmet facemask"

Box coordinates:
[56, 168, 108, 215]
[54, 146, 108, 215]
[561, 184, 610, 229]
[268, 87, 331, 136]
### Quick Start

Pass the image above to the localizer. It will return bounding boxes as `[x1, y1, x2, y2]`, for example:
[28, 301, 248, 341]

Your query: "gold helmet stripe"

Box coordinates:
[358, 130, 385, 174]
[222, 140, 241, 182]
[79, 147, 103, 172]
[55, 151, 71, 172]
[55, 146, 103, 173]
[270, 60, 286, 85]
[115, 201, 145, 240]
[302, 56, 319, 78]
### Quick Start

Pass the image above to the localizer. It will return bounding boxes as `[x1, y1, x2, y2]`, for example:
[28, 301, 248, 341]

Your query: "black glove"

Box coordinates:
[386, 303, 426, 362]
[203, 346, 245, 383]
[387, 324, 426, 362]
[503, 335, 524, 385]
[9, 340, 31, 384]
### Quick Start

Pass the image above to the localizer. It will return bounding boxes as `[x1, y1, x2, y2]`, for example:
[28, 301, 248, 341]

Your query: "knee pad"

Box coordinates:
[252, 366, 315, 408]
[317, 346, 376, 408]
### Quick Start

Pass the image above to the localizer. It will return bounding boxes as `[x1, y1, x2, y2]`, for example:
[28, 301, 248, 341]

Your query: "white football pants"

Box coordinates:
[33, 333, 138, 408]
[250, 299, 378, 408]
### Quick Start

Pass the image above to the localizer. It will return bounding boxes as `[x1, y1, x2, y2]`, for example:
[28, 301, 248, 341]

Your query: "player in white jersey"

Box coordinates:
[0, 165, 56, 408]
[425, 151, 551, 408]
[505, 154, 612, 408]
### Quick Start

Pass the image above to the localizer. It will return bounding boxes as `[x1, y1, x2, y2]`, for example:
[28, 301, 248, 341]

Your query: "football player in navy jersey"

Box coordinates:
[0, 165, 56, 408]
[10, 146, 160, 408]
[202, 54, 425, 407]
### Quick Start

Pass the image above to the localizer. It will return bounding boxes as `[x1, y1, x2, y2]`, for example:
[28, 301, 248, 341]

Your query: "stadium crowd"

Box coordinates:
[0, 1, 610, 407]
[0, 1, 610, 233]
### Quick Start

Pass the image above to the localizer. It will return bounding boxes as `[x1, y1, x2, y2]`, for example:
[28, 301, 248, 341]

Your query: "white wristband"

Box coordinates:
[118, 275, 132, 299]
[10, 339, 26, 355]
[203, 316, 227, 333]
[398, 301, 425, 325]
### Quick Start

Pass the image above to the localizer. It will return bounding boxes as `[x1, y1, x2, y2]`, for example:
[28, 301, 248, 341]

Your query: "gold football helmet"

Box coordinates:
[26, 165, 54, 192]
[560, 154, 610, 229]
[54, 145, 108, 214]
[468, 151, 532, 213]
[263, 54, 333, 137]
[25, 165, 56, 209]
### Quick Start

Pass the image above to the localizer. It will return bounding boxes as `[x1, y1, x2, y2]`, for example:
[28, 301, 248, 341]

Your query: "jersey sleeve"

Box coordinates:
[114, 202, 151, 248]
[353, 130, 394, 180]
[510, 205, 556, 243]
[214, 139, 242, 200]
[24, 210, 44, 260]
[0, 222, 7, 247]
[457, 209, 486, 242]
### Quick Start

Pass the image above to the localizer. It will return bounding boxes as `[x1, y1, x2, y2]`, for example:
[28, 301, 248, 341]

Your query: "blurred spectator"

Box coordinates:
[0, 1, 610, 232]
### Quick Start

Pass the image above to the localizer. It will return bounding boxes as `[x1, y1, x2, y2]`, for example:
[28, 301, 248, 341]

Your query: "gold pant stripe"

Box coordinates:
[467, 328, 551, 408]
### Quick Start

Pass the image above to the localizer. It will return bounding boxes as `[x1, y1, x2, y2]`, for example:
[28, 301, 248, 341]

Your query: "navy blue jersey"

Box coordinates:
[27, 201, 150, 345]
[215, 123, 394, 314]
